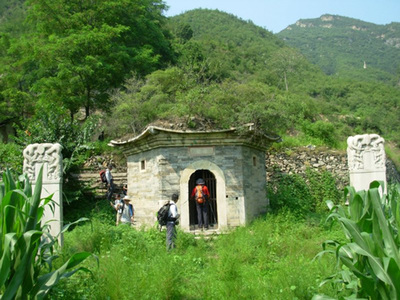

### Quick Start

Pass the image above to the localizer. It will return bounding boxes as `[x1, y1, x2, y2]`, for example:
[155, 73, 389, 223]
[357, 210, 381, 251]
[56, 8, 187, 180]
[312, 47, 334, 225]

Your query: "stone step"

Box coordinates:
[190, 228, 221, 239]
[71, 172, 127, 195]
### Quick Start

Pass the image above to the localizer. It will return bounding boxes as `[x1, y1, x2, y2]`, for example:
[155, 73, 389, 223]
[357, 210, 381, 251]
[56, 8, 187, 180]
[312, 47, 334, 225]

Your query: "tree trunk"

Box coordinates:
[284, 71, 288, 92]
[85, 105, 90, 119]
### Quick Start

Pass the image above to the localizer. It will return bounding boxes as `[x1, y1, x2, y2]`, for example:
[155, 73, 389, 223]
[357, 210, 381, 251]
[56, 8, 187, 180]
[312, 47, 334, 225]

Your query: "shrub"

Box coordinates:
[306, 168, 342, 213]
[268, 173, 313, 215]
[0, 143, 23, 173]
[302, 120, 338, 148]
[268, 167, 342, 216]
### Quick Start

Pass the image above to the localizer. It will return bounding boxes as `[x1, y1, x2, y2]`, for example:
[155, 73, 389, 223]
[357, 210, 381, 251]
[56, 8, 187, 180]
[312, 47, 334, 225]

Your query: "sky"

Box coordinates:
[164, 0, 400, 33]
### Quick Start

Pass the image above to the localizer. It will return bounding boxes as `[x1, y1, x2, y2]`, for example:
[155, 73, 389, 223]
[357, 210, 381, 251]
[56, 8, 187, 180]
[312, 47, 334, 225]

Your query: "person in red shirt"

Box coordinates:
[191, 178, 210, 230]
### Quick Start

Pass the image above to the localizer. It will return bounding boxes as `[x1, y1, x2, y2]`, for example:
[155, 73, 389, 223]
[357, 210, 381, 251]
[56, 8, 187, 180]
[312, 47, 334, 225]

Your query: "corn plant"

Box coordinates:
[0, 168, 94, 300]
[313, 181, 400, 300]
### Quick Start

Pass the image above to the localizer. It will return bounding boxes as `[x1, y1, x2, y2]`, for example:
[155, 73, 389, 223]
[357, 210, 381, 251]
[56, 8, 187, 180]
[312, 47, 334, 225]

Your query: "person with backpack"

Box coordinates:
[118, 195, 134, 226]
[191, 178, 210, 230]
[166, 193, 179, 251]
[106, 164, 114, 201]
[110, 194, 124, 226]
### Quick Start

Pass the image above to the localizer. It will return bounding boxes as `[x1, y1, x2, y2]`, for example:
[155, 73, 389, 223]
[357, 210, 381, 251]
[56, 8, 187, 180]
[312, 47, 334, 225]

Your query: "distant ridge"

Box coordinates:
[277, 14, 400, 82]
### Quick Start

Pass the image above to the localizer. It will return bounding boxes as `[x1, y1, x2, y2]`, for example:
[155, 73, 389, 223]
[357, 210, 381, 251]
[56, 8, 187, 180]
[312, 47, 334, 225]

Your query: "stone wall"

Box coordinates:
[266, 147, 399, 191]
[72, 153, 127, 197]
[126, 144, 268, 228]
[75, 147, 399, 198]
[72, 170, 127, 197]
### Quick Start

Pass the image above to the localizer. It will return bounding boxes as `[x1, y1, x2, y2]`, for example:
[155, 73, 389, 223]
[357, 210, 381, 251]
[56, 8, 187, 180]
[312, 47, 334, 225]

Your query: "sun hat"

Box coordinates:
[196, 178, 205, 185]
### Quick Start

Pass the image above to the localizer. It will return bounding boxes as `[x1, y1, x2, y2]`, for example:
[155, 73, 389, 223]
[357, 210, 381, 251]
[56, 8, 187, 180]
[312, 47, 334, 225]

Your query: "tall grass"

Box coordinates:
[52, 211, 343, 299]
[0, 168, 93, 299]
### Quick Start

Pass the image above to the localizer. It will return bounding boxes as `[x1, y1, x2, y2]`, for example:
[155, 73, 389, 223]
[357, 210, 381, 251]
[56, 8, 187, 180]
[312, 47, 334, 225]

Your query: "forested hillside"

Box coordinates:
[0, 0, 27, 35]
[1, 4, 400, 158]
[106, 9, 328, 140]
[278, 14, 400, 83]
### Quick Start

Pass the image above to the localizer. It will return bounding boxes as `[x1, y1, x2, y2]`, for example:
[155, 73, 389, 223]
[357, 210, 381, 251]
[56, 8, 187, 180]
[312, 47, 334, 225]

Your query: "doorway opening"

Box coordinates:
[189, 170, 217, 230]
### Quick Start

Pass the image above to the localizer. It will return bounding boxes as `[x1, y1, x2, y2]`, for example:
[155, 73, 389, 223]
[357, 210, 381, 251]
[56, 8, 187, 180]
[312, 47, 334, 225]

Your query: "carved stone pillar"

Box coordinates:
[23, 143, 63, 245]
[347, 134, 386, 193]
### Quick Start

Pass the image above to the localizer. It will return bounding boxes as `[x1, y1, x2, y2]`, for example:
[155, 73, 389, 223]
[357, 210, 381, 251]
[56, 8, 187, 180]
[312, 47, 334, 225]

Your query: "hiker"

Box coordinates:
[122, 184, 128, 196]
[191, 178, 210, 230]
[118, 195, 134, 226]
[98, 131, 105, 141]
[106, 164, 114, 201]
[110, 194, 123, 226]
[166, 193, 180, 251]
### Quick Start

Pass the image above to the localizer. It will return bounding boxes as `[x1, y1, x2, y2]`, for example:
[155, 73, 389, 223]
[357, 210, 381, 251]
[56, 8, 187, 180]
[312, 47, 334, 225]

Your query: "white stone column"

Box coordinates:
[23, 143, 63, 245]
[347, 134, 386, 193]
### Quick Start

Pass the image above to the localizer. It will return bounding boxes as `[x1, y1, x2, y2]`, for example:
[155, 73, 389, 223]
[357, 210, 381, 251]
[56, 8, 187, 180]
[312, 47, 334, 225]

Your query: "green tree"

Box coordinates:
[0, 34, 36, 124]
[107, 67, 189, 136]
[7, 0, 174, 119]
[268, 47, 308, 92]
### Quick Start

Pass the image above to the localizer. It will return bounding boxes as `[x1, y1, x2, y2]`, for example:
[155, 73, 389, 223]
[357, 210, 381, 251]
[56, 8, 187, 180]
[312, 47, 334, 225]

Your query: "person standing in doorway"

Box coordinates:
[166, 193, 180, 251]
[106, 164, 114, 201]
[191, 178, 210, 230]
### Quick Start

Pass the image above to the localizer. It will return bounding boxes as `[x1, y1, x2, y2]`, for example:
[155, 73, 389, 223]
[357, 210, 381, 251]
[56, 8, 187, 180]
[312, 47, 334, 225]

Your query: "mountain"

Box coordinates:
[277, 14, 400, 83]
[169, 9, 291, 79]
[165, 10, 400, 147]
[168, 9, 323, 87]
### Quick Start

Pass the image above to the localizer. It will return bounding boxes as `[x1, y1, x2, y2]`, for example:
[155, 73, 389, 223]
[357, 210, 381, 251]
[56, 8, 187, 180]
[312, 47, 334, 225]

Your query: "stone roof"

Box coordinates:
[109, 124, 281, 155]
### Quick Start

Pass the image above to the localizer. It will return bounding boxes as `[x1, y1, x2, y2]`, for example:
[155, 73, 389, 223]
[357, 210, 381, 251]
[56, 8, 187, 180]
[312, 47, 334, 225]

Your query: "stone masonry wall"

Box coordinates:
[75, 147, 399, 199]
[126, 145, 254, 227]
[266, 147, 400, 191]
[243, 148, 268, 221]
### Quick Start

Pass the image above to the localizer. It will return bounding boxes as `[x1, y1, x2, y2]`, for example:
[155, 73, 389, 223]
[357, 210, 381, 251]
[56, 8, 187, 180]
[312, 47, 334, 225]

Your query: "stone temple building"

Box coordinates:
[110, 125, 280, 232]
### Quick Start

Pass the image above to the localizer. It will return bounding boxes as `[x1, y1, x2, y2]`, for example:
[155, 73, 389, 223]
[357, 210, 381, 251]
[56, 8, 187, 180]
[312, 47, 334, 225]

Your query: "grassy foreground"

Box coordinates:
[51, 211, 343, 299]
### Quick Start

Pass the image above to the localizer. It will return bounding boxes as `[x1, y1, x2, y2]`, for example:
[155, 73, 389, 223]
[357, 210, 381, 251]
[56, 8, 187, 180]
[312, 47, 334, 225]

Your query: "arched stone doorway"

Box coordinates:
[180, 160, 227, 231]
[189, 170, 218, 230]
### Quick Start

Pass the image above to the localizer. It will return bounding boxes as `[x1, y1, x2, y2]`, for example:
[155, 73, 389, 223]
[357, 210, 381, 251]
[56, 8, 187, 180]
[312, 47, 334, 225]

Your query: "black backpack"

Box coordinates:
[157, 202, 171, 229]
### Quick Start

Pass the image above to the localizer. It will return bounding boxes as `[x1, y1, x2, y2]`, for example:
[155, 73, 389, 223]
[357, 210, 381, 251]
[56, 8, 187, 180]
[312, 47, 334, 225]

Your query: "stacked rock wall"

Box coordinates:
[266, 147, 399, 191]
[74, 147, 399, 198]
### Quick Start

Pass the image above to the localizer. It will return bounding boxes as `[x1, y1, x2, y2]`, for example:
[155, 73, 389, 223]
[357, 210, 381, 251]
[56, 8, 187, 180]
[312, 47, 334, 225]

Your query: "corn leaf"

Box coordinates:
[31, 252, 93, 299]
[2, 230, 42, 300]
[369, 187, 400, 265]
[0, 166, 93, 298]
[0, 233, 16, 288]
[24, 167, 43, 232]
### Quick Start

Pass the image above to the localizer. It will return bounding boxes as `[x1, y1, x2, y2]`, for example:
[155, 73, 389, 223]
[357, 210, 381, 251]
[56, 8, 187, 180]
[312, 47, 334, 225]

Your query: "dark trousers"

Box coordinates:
[166, 222, 176, 251]
[106, 180, 114, 201]
[196, 202, 208, 229]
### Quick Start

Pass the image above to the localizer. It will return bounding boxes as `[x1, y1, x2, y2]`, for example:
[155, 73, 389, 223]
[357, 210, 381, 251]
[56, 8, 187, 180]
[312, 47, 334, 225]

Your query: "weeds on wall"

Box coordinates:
[306, 169, 342, 213]
[267, 168, 342, 216]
